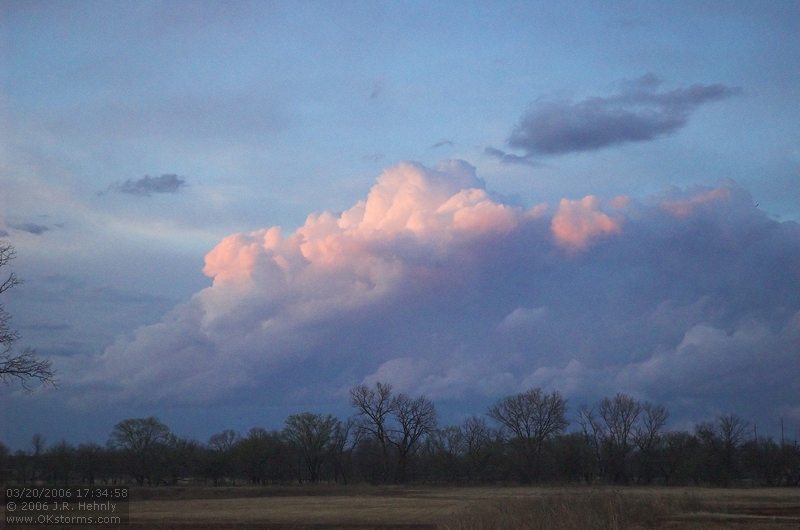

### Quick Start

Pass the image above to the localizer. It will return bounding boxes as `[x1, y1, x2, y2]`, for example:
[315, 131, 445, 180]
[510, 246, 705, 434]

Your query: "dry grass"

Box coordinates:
[86, 485, 800, 529]
[438, 489, 665, 530]
[440, 487, 800, 530]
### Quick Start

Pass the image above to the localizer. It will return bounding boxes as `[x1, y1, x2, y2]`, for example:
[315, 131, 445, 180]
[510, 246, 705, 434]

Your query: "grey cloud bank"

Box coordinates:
[61, 161, 800, 430]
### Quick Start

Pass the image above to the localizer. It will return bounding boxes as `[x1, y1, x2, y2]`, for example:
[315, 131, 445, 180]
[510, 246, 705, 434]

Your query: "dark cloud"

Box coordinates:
[113, 174, 187, 196]
[9, 222, 50, 235]
[431, 140, 453, 149]
[507, 74, 741, 156]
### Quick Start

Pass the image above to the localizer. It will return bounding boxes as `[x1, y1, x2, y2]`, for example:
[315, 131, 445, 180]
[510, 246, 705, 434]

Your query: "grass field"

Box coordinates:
[118, 485, 800, 529]
[5, 485, 799, 529]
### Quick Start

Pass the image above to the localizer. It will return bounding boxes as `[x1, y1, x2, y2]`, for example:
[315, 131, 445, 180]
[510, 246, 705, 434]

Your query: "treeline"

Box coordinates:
[4, 383, 800, 488]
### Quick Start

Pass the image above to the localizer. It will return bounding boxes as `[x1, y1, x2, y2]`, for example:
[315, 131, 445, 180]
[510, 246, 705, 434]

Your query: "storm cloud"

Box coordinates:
[507, 74, 741, 156]
[72, 161, 800, 426]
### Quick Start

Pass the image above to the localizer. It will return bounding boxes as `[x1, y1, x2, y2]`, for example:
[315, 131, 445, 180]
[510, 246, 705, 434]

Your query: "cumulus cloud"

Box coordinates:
[507, 74, 741, 156]
[550, 196, 623, 250]
[111, 174, 187, 196]
[71, 160, 800, 426]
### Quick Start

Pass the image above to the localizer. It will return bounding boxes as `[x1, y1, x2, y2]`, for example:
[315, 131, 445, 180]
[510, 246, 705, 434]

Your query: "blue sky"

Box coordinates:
[1, 1, 798, 449]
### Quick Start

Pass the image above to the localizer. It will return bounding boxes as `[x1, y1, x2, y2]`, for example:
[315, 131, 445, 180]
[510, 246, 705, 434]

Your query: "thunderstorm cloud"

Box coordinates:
[72, 160, 800, 426]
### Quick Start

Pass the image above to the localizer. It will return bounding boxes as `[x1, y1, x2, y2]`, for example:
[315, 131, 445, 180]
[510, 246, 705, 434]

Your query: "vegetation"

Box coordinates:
[0, 241, 54, 390]
[3, 383, 800, 490]
[86, 486, 800, 528]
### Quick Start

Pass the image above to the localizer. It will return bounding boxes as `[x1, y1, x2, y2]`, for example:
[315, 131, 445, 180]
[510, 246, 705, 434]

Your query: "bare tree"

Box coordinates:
[696, 413, 749, 486]
[282, 412, 341, 483]
[206, 429, 240, 485]
[350, 382, 396, 482]
[0, 242, 54, 390]
[579, 393, 651, 484]
[488, 388, 568, 483]
[388, 393, 437, 482]
[598, 393, 642, 483]
[208, 430, 240, 452]
[460, 415, 497, 483]
[329, 417, 354, 484]
[30, 433, 47, 483]
[633, 402, 669, 483]
[109, 417, 171, 485]
[633, 402, 669, 451]
[577, 404, 603, 481]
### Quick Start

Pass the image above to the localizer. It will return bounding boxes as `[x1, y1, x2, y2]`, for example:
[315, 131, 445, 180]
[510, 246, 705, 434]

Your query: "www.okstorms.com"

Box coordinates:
[6, 514, 123, 524]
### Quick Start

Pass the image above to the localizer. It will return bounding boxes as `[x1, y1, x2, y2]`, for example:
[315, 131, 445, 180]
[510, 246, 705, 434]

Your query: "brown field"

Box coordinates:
[6, 485, 800, 529]
[128, 485, 800, 529]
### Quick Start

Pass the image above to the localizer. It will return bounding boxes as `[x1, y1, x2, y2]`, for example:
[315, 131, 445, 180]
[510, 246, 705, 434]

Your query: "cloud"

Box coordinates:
[363, 153, 384, 163]
[431, 140, 453, 149]
[370, 80, 385, 100]
[507, 74, 741, 156]
[9, 222, 50, 235]
[550, 196, 623, 250]
[483, 147, 540, 166]
[70, 160, 800, 426]
[111, 174, 187, 196]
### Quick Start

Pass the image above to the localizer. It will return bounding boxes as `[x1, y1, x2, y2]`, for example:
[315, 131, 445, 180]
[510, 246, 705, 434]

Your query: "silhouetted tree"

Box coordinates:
[781, 441, 800, 486]
[350, 382, 396, 483]
[74, 442, 104, 485]
[488, 388, 568, 483]
[632, 402, 669, 484]
[329, 418, 354, 484]
[0, 242, 54, 389]
[388, 393, 437, 483]
[237, 427, 292, 484]
[282, 412, 341, 483]
[696, 414, 749, 486]
[656, 430, 701, 485]
[109, 417, 171, 485]
[742, 437, 783, 485]
[162, 436, 200, 485]
[29, 433, 46, 484]
[0, 442, 10, 485]
[423, 426, 465, 483]
[205, 430, 240, 485]
[460, 416, 502, 483]
[553, 432, 596, 484]
[579, 394, 646, 484]
[44, 439, 74, 485]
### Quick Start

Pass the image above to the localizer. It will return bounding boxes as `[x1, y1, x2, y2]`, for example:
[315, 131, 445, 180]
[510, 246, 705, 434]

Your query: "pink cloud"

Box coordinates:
[660, 188, 732, 218]
[71, 161, 799, 428]
[550, 196, 623, 249]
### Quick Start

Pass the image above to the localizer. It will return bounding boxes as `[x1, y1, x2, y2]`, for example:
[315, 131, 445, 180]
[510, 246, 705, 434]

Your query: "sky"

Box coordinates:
[0, 1, 798, 449]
